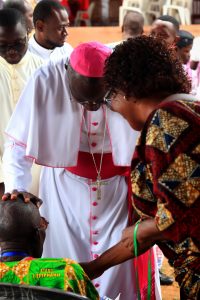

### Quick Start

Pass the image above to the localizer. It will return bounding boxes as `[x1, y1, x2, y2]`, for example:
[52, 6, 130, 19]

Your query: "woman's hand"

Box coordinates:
[2, 189, 42, 208]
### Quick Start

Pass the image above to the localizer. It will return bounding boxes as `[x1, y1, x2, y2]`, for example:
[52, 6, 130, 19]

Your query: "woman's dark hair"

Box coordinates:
[104, 35, 191, 99]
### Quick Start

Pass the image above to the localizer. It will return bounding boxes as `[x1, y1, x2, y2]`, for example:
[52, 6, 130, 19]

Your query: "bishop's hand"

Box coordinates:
[2, 189, 42, 208]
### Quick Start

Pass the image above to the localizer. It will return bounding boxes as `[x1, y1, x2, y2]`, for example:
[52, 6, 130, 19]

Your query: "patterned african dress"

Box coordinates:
[0, 257, 99, 300]
[131, 96, 200, 299]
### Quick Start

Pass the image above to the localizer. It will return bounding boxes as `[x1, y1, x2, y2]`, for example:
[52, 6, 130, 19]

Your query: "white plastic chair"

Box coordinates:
[163, 0, 192, 25]
[119, 0, 148, 26]
[145, 0, 165, 24]
[74, 2, 95, 26]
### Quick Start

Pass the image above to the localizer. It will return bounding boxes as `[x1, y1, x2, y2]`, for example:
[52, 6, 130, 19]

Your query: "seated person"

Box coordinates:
[176, 30, 197, 96]
[0, 196, 99, 300]
[177, 29, 194, 65]
[107, 11, 144, 49]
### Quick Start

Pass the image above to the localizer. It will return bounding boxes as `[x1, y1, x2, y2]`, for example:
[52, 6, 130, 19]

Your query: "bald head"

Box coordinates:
[122, 11, 144, 39]
[3, 0, 33, 33]
[150, 15, 180, 46]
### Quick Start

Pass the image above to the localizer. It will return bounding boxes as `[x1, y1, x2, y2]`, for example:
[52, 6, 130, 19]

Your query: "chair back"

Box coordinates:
[74, 2, 95, 26]
[0, 283, 90, 300]
[165, 0, 192, 9]
[145, 0, 164, 24]
[87, 2, 95, 18]
[163, 0, 192, 24]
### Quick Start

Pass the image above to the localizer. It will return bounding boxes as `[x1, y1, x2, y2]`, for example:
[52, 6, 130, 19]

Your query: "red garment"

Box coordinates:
[60, 0, 70, 11]
[79, 0, 89, 10]
[134, 250, 155, 300]
[64, 0, 89, 23]
[65, 151, 130, 180]
[131, 98, 200, 299]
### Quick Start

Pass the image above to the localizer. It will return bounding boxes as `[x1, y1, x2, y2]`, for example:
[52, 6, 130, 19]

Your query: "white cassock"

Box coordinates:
[3, 58, 160, 299]
[0, 50, 44, 194]
[28, 35, 73, 63]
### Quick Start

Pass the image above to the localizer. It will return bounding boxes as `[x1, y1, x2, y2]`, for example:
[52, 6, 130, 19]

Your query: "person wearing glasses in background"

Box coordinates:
[2, 42, 160, 299]
[0, 8, 44, 198]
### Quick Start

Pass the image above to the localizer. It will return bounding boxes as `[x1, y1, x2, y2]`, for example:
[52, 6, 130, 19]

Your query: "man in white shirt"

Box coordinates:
[0, 8, 43, 197]
[28, 0, 73, 62]
[107, 11, 144, 49]
[2, 42, 160, 299]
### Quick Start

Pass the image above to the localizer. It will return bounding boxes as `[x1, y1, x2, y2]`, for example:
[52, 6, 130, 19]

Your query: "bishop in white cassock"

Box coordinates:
[3, 42, 160, 299]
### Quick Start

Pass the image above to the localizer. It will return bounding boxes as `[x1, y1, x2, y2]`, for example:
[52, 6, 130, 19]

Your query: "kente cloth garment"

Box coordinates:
[131, 95, 200, 299]
[0, 258, 99, 300]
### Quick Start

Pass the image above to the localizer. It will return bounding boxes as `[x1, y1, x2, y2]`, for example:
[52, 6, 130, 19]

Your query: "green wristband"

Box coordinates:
[133, 220, 152, 300]
[133, 220, 141, 300]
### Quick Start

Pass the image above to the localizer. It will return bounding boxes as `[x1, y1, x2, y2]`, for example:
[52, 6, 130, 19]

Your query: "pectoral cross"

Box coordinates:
[92, 174, 108, 201]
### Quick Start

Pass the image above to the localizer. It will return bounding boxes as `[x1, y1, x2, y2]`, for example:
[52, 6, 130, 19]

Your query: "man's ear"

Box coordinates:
[170, 35, 180, 50]
[30, 218, 48, 258]
[174, 35, 180, 44]
[35, 20, 45, 32]
[30, 228, 44, 258]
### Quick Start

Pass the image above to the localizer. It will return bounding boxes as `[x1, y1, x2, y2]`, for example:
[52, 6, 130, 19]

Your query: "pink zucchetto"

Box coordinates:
[69, 41, 112, 78]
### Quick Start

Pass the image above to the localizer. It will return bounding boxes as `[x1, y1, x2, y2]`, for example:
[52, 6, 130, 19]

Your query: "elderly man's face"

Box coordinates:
[67, 65, 106, 111]
[0, 22, 28, 64]
[150, 20, 177, 46]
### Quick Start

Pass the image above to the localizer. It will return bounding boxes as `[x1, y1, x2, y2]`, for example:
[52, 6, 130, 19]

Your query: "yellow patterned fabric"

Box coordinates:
[146, 109, 188, 153]
[131, 99, 200, 299]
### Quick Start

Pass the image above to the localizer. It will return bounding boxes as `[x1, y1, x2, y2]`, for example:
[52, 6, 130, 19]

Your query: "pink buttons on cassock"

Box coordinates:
[95, 283, 100, 288]
[92, 216, 97, 220]
[92, 187, 97, 191]
[92, 122, 98, 126]
[91, 142, 97, 147]
[93, 254, 99, 259]
[93, 241, 98, 245]
[93, 230, 99, 235]
[92, 202, 98, 206]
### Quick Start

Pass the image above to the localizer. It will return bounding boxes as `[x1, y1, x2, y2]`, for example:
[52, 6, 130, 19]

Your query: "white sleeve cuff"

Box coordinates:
[3, 138, 33, 193]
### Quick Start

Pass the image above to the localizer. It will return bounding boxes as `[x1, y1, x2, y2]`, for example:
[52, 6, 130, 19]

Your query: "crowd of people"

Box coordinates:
[0, 1, 199, 300]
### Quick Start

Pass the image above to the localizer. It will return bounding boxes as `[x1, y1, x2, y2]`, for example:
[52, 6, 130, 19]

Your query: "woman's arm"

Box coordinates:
[81, 218, 167, 279]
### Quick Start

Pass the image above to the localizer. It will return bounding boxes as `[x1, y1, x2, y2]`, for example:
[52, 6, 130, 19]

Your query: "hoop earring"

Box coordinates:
[123, 95, 127, 101]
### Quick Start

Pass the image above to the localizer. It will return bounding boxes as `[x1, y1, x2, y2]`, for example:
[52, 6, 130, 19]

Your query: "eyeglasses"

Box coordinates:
[75, 99, 107, 106]
[71, 93, 113, 108]
[65, 59, 115, 108]
[103, 89, 115, 108]
[0, 36, 27, 54]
